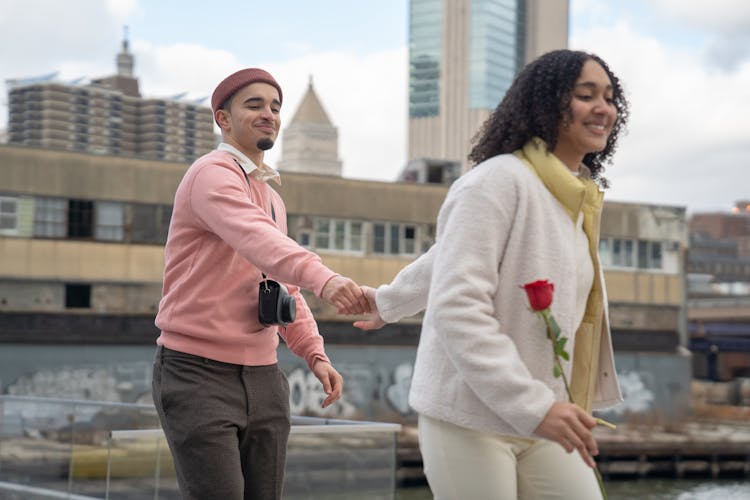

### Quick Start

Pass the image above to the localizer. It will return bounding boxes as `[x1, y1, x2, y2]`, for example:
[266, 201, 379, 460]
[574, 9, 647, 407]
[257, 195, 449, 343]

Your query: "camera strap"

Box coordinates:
[231, 158, 276, 290]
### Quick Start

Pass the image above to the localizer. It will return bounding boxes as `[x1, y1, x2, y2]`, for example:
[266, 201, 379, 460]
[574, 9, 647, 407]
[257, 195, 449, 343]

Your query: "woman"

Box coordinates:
[355, 50, 629, 499]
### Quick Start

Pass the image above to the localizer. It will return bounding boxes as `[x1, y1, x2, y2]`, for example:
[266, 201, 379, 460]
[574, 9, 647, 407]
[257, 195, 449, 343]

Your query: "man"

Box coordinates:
[152, 68, 369, 500]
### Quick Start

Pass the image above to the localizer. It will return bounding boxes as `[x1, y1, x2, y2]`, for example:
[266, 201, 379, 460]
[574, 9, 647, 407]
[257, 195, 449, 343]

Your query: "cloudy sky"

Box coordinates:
[1, 0, 748, 213]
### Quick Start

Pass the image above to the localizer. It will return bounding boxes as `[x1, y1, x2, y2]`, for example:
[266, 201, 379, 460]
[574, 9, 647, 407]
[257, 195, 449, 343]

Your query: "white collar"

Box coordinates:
[217, 142, 281, 185]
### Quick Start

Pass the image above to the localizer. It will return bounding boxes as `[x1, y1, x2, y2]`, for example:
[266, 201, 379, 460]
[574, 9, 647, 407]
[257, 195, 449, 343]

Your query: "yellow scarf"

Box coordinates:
[513, 137, 606, 411]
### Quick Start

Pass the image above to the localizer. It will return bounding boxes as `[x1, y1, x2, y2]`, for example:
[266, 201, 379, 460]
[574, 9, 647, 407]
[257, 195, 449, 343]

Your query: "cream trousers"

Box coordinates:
[418, 414, 602, 500]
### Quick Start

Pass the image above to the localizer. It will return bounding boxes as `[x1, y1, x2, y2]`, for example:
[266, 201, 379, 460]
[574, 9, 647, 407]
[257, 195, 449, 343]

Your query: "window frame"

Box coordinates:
[312, 217, 365, 255]
[0, 196, 19, 235]
[372, 222, 419, 256]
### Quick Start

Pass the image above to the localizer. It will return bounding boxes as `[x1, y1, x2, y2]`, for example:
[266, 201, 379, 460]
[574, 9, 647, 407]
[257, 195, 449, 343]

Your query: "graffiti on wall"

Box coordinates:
[2, 347, 686, 425]
[5, 362, 152, 403]
[283, 361, 416, 420]
[286, 368, 357, 418]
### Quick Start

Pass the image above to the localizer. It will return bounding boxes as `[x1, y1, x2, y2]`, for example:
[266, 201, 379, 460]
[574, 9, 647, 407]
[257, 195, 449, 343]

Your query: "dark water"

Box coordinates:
[397, 479, 750, 499]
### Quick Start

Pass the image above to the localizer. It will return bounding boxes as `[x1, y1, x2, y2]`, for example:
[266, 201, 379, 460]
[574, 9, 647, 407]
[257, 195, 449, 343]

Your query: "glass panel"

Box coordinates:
[68, 200, 93, 238]
[0, 197, 18, 231]
[334, 220, 346, 250]
[158, 205, 172, 244]
[404, 225, 416, 254]
[390, 225, 400, 254]
[0, 199, 17, 214]
[624, 240, 634, 267]
[106, 416, 400, 500]
[95, 201, 124, 241]
[349, 222, 363, 252]
[106, 430, 179, 499]
[314, 218, 330, 249]
[612, 239, 622, 266]
[651, 242, 663, 269]
[598, 238, 611, 267]
[469, 0, 519, 109]
[373, 224, 386, 254]
[0, 215, 14, 230]
[33, 197, 67, 237]
[638, 240, 649, 269]
[409, 0, 442, 117]
[0, 397, 400, 499]
[131, 204, 157, 243]
[0, 396, 160, 499]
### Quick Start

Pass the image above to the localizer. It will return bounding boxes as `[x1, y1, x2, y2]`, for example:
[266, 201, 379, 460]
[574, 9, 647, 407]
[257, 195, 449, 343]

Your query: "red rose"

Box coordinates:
[522, 280, 554, 311]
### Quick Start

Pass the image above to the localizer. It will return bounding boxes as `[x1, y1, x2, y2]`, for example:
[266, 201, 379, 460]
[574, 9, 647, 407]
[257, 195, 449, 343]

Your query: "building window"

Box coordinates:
[611, 239, 622, 266]
[638, 240, 649, 269]
[638, 240, 663, 270]
[624, 240, 635, 267]
[373, 222, 418, 256]
[598, 238, 610, 266]
[651, 242, 663, 269]
[298, 231, 311, 247]
[313, 218, 364, 253]
[130, 203, 157, 243]
[127, 203, 171, 244]
[403, 226, 416, 254]
[469, 0, 520, 109]
[315, 218, 330, 248]
[68, 199, 93, 238]
[65, 284, 91, 309]
[95, 201, 124, 241]
[33, 197, 67, 237]
[409, 0, 443, 118]
[373, 224, 386, 254]
[158, 205, 172, 244]
[0, 196, 18, 234]
[600, 237, 664, 271]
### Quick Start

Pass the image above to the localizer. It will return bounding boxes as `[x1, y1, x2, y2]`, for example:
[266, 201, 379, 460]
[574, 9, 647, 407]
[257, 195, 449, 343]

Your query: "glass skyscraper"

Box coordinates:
[407, 0, 568, 169]
[409, 0, 443, 118]
[468, 0, 525, 110]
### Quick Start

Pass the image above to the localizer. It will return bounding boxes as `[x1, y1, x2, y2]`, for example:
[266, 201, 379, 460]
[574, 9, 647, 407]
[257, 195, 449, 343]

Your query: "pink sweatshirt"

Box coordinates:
[155, 150, 336, 368]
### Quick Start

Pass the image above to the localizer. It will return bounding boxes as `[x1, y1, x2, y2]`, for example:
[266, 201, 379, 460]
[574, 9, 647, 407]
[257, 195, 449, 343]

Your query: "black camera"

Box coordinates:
[258, 279, 296, 326]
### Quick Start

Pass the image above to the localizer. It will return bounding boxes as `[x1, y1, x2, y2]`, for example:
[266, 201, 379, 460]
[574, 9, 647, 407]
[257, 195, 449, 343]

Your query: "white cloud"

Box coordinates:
[106, 0, 140, 21]
[122, 44, 408, 181]
[572, 21, 750, 212]
[0, 0, 125, 76]
[649, 0, 750, 71]
[131, 41, 241, 100]
[0, 0, 408, 183]
[264, 48, 408, 181]
[651, 0, 750, 32]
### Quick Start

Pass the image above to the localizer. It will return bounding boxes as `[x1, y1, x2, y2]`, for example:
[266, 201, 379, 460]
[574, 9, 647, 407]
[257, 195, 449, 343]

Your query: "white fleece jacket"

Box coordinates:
[376, 153, 620, 438]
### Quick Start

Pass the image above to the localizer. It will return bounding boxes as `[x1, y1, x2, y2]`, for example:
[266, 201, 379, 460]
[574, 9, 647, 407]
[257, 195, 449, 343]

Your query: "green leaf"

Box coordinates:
[560, 350, 570, 361]
[556, 337, 568, 351]
[553, 364, 562, 378]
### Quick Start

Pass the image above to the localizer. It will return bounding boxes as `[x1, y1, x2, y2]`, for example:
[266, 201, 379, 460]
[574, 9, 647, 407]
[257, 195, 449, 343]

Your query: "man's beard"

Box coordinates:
[257, 138, 274, 151]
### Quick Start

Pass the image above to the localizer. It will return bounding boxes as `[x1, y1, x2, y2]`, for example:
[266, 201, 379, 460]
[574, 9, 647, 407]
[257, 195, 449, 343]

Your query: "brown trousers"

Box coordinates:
[152, 346, 291, 500]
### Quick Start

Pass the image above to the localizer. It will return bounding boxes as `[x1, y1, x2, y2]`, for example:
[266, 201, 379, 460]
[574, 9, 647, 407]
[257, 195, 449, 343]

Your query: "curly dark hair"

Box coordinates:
[467, 49, 629, 187]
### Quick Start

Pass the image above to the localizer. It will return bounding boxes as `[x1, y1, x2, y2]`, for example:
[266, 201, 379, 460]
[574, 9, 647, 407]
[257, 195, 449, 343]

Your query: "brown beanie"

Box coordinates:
[210, 68, 283, 115]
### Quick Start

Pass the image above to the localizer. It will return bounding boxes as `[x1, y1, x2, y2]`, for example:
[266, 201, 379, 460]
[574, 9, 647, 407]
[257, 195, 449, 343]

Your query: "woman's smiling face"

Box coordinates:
[553, 59, 618, 170]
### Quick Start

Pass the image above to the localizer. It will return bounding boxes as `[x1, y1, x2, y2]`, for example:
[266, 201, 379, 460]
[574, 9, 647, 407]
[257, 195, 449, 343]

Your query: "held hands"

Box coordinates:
[534, 401, 599, 468]
[353, 286, 386, 330]
[321, 276, 371, 315]
[312, 359, 343, 408]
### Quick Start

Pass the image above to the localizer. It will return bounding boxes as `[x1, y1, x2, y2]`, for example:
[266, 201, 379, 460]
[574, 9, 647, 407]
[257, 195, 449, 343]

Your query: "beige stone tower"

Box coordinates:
[278, 76, 342, 176]
[408, 0, 569, 171]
